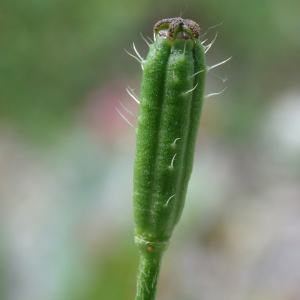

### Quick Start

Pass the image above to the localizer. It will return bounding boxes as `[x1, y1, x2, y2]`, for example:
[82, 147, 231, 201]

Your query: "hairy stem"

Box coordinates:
[135, 246, 165, 300]
[132, 17, 207, 300]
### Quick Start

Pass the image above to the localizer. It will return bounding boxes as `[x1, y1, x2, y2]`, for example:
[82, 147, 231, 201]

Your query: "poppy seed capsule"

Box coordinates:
[133, 17, 208, 300]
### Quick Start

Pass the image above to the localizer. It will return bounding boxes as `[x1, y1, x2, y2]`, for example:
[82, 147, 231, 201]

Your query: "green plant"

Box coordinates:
[123, 17, 230, 300]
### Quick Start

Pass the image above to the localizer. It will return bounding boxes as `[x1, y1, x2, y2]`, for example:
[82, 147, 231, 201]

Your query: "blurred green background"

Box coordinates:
[1, 0, 300, 300]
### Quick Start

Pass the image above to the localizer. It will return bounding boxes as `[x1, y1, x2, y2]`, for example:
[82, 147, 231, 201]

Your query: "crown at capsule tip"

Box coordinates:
[153, 17, 200, 40]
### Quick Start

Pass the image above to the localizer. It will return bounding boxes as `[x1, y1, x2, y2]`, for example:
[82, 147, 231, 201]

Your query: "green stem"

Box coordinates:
[132, 17, 207, 300]
[134, 237, 169, 300]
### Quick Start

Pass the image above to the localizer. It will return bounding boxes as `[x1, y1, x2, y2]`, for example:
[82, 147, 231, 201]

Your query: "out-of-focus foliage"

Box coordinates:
[0, 0, 147, 140]
[0, 0, 300, 300]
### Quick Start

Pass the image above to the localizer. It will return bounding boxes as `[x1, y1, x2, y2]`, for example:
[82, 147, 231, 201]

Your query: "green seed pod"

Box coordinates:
[132, 17, 208, 300]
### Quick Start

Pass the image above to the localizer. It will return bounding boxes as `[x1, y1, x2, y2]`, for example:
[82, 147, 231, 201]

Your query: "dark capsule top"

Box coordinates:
[154, 17, 200, 40]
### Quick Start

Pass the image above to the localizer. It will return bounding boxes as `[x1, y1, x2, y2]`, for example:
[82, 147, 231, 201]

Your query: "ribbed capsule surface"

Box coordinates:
[133, 19, 207, 248]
